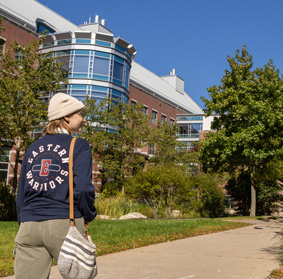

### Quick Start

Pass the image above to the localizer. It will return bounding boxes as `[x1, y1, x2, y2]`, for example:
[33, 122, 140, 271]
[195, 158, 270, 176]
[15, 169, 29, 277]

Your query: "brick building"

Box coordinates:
[0, 0, 202, 188]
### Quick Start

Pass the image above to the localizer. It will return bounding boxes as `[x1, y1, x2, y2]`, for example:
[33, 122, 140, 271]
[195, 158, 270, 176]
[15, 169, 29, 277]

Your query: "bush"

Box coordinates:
[125, 164, 195, 218]
[95, 195, 142, 219]
[190, 174, 225, 217]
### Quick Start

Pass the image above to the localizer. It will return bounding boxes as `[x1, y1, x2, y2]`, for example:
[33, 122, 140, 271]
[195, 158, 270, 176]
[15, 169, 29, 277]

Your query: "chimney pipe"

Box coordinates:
[94, 15, 99, 23]
[101, 19, 106, 26]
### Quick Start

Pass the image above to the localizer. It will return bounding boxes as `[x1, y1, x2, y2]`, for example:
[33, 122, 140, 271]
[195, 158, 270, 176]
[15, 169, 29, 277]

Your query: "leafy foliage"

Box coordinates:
[0, 37, 67, 219]
[200, 45, 283, 216]
[125, 164, 193, 218]
[125, 165, 225, 218]
[82, 98, 151, 193]
[190, 174, 225, 218]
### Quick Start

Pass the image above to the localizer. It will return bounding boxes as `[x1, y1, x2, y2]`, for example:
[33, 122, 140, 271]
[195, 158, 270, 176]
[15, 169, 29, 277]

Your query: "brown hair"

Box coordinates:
[43, 118, 72, 136]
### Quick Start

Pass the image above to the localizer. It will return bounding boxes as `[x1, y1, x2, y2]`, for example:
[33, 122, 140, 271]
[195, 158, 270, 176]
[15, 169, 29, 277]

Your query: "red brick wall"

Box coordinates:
[1, 18, 37, 55]
[129, 84, 185, 154]
[129, 84, 184, 124]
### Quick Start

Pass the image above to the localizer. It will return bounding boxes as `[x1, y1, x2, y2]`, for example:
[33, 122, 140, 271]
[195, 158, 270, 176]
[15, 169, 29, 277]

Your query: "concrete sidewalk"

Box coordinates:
[5, 219, 282, 279]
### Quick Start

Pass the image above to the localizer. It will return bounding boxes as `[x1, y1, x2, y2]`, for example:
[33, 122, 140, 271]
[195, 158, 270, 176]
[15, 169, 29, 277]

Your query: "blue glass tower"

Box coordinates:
[40, 17, 136, 105]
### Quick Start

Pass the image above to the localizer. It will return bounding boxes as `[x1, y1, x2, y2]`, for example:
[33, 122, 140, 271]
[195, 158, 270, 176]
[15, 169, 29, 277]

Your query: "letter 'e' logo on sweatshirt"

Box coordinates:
[40, 159, 51, 176]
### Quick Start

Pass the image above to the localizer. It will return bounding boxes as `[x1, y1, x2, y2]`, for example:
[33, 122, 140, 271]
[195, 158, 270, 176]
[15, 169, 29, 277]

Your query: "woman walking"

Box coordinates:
[14, 93, 97, 279]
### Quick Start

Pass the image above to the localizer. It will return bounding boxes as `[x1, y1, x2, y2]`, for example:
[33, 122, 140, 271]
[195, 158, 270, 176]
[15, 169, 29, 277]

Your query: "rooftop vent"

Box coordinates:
[94, 15, 99, 24]
[170, 68, 176, 76]
[101, 19, 106, 26]
[161, 68, 185, 94]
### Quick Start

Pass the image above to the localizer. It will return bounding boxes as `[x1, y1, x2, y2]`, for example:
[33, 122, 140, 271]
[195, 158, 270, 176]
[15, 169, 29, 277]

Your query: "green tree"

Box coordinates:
[0, 38, 67, 219]
[82, 98, 151, 194]
[149, 122, 198, 168]
[200, 46, 283, 216]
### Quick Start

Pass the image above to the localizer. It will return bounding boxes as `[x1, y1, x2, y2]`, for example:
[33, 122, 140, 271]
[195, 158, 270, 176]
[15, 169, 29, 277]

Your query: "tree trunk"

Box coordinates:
[250, 182, 256, 217]
[9, 143, 20, 220]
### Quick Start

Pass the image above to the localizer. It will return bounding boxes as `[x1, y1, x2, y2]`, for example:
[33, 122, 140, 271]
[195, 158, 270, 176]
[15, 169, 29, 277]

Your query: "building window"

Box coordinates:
[131, 100, 136, 106]
[42, 41, 54, 48]
[149, 144, 155, 155]
[93, 52, 110, 78]
[170, 118, 175, 126]
[111, 89, 128, 104]
[57, 39, 72, 45]
[54, 50, 70, 72]
[96, 40, 111, 47]
[36, 22, 55, 34]
[152, 110, 157, 124]
[177, 116, 203, 121]
[15, 52, 23, 61]
[161, 115, 166, 125]
[179, 141, 196, 151]
[76, 39, 91, 44]
[142, 106, 148, 116]
[30, 129, 43, 139]
[190, 123, 203, 136]
[0, 38, 6, 58]
[112, 55, 130, 89]
[0, 148, 10, 184]
[177, 123, 203, 138]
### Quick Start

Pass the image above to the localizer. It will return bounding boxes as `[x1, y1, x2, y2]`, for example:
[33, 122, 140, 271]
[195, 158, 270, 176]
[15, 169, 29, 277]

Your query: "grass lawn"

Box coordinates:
[0, 218, 249, 277]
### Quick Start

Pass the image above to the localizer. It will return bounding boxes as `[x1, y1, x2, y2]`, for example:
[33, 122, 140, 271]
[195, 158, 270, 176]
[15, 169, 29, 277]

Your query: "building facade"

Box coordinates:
[0, 0, 203, 187]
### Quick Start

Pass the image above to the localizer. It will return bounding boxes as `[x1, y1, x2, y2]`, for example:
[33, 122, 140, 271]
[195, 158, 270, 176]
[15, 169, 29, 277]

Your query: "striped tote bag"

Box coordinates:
[58, 225, 97, 279]
[57, 138, 97, 279]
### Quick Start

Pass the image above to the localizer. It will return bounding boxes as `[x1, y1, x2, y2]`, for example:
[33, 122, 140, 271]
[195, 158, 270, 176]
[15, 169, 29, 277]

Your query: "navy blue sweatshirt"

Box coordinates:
[17, 133, 97, 224]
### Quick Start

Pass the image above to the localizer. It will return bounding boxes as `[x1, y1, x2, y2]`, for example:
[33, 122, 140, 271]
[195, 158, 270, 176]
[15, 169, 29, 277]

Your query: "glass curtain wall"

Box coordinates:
[178, 123, 203, 138]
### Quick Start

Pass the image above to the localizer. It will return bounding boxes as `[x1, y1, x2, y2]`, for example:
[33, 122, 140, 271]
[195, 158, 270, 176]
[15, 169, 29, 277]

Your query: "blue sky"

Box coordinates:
[37, 0, 283, 109]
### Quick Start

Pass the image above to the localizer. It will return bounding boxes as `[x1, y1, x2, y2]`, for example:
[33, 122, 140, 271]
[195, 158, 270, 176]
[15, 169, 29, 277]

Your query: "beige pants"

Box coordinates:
[14, 218, 86, 279]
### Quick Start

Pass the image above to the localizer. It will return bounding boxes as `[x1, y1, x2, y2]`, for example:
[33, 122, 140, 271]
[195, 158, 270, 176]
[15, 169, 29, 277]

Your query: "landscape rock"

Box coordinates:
[119, 212, 147, 220]
[171, 210, 181, 218]
[96, 215, 110, 220]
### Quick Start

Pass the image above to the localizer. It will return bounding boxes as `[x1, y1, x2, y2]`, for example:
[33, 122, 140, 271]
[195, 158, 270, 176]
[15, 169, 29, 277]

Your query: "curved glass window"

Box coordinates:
[42, 42, 54, 48]
[68, 84, 88, 97]
[55, 50, 71, 57]
[113, 60, 124, 82]
[75, 50, 91, 55]
[111, 89, 128, 104]
[115, 45, 126, 53]
[71, 50, 91, 78]
[93, 57, 109, 76]
[58, 39, 72, 45]
[112, 55, 130, 89]
[96, 40, 111, 47]
[115, 44, 131, 59]
[56, 57, 70, 72]
[125, 64, 130, 88]
[76, 39, 91, 44]
[74, 56, 89, 72]
[91, 85, 108, 99]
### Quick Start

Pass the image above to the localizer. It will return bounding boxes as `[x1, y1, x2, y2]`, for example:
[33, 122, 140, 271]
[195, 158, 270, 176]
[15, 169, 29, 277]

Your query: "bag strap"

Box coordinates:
[69, 137, 77, 226]
[68, 137, 91, 239]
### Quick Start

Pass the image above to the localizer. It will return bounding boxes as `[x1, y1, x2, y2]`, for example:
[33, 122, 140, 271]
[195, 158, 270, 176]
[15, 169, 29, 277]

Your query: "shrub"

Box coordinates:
[95, 196, 141, 219]
[125, 164, 195, 218]
[190, 174, 225, 217]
